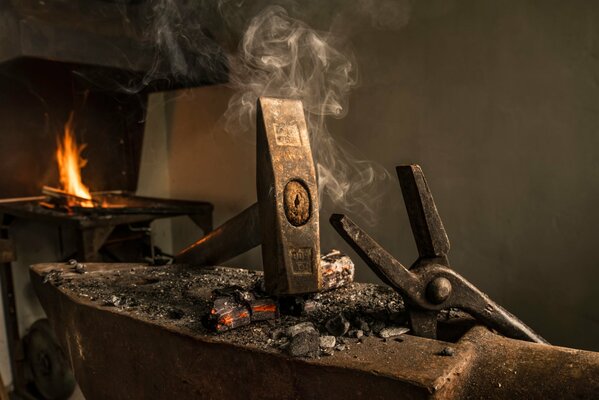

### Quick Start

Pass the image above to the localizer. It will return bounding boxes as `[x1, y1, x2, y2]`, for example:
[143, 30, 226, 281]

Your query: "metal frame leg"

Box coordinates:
[0, 215, 25, 393]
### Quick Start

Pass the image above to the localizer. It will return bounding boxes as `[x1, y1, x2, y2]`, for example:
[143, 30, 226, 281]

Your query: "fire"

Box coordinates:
[56, 113, 94, 208]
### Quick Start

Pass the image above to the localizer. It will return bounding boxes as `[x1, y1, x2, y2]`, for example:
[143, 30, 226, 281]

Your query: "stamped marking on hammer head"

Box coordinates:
[274, 122, 301, 146]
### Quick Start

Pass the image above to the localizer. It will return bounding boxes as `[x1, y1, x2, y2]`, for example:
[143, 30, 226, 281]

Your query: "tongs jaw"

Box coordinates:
[330, 165, 547, 344]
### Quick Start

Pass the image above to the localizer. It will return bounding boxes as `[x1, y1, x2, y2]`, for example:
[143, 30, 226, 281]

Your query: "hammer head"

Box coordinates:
[256, 97, 321, 295]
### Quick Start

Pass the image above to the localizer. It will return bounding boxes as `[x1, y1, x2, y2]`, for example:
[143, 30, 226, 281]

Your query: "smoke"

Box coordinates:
[223, 5, 393, 222]
[114, 0, 226, 93]
[357, 0, 411, 30]
[134, 0, 412, 223]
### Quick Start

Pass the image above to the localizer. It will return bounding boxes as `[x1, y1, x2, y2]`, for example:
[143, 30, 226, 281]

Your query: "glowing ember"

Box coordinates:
[56, 113, 94, 208]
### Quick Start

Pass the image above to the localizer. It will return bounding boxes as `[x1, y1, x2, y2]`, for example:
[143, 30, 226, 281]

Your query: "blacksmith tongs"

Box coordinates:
[330, 164, 547, 344]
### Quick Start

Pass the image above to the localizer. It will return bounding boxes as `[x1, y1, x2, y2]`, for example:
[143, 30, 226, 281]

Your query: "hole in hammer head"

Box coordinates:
[284, 180, 311, 226]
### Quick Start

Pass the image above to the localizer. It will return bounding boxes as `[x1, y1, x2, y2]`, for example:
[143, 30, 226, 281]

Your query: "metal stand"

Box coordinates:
[0, 214, 25, 394]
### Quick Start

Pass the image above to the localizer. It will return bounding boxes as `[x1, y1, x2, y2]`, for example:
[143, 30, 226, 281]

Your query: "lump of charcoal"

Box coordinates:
[249, 298, 278, 321]
[349, 330, 364, 339]
[214, 305, 251, 332]
[105, 295, 137, 308]
[379, 326, 409, 338]
[286, 322, 316, 338]
[320, 250, 355, 291]
[325, 314, 350, 337]
[42, 270, 63, 285]
[319, 335, 336, 349]
[209, 296, 251, 332]
[288, 330, 320, 357]
[74, 263, 87, 274]
[302, 300, 317, 314]
[438, 347, 455, 357]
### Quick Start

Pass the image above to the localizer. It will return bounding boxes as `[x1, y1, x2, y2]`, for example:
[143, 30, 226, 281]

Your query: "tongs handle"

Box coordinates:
[397, 165, 450, 260]
[460, 287, 549, 344]
[429, 265, 549, 344]
[331, 213, 548, 344]
[330, 214, 423, 301]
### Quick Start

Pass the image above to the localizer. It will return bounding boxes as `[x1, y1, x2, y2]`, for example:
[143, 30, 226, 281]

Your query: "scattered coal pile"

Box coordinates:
[43, 261, 411, 359]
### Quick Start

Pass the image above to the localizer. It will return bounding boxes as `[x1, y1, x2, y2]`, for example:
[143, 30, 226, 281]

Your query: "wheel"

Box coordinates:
[22, 319, 76, 400]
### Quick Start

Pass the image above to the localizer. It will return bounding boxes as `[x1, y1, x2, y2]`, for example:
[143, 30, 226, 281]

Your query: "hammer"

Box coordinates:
[175, 97, 321, 296]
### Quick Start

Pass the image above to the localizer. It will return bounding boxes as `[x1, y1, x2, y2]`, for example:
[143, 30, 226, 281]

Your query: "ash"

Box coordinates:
[47, 264, 407, 358]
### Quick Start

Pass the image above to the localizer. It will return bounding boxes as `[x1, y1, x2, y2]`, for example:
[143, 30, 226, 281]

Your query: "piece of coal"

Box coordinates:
[379, 326, 409, 338]
[349, 330, 364, 339]
[42, 270, 63, 285]
[438, 347, 455, 357]
[286, 322, 316, 337]
[288, 330, 320, 357]
[319, 335, 336, 348]
[208, 286, 278, 332]
[74, 263, 87, 274]
[256, 250, 355, 300]
[325, 314, 350, 337]
[302, 300, 317, 314]
[320, 250, 355, 291]
[249, 298, 278, 321]
[209, 296, 251, 332]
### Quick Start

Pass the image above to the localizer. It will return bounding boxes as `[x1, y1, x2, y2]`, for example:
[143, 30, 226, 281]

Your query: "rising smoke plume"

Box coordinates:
[222, 5, 395, 222]
[140, 0, 412, 223]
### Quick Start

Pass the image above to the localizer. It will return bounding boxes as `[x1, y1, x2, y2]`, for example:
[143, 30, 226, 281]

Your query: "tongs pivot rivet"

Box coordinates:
[426, 277, 452, 304]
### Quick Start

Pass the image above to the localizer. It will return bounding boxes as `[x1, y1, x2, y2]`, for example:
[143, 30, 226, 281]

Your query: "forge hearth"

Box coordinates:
[31, 262, 599, 399]
[0, 192, 214, 397]
[0, 193, 213, 262]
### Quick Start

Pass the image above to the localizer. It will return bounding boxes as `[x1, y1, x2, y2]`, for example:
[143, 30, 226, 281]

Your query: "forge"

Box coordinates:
[0, 2, 225, 397]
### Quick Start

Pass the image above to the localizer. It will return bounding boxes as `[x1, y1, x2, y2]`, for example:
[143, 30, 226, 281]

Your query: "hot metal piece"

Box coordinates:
[330, 164, 547, 344]
[176, 97, 321, 295]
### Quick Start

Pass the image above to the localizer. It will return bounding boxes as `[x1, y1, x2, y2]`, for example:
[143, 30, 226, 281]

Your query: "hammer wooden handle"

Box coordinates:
[175, 203, 260, 265]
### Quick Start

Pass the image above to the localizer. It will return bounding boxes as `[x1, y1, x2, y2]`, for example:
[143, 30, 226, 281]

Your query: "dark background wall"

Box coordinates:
[330, 0, 599, 350]
[157, 0, 599, 351]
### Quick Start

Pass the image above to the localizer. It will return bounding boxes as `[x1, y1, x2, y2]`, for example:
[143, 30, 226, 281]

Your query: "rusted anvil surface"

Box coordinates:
[31, 263, 599, 400]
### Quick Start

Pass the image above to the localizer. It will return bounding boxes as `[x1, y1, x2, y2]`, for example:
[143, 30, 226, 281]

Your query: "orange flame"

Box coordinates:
[56, 113, 94, 208]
